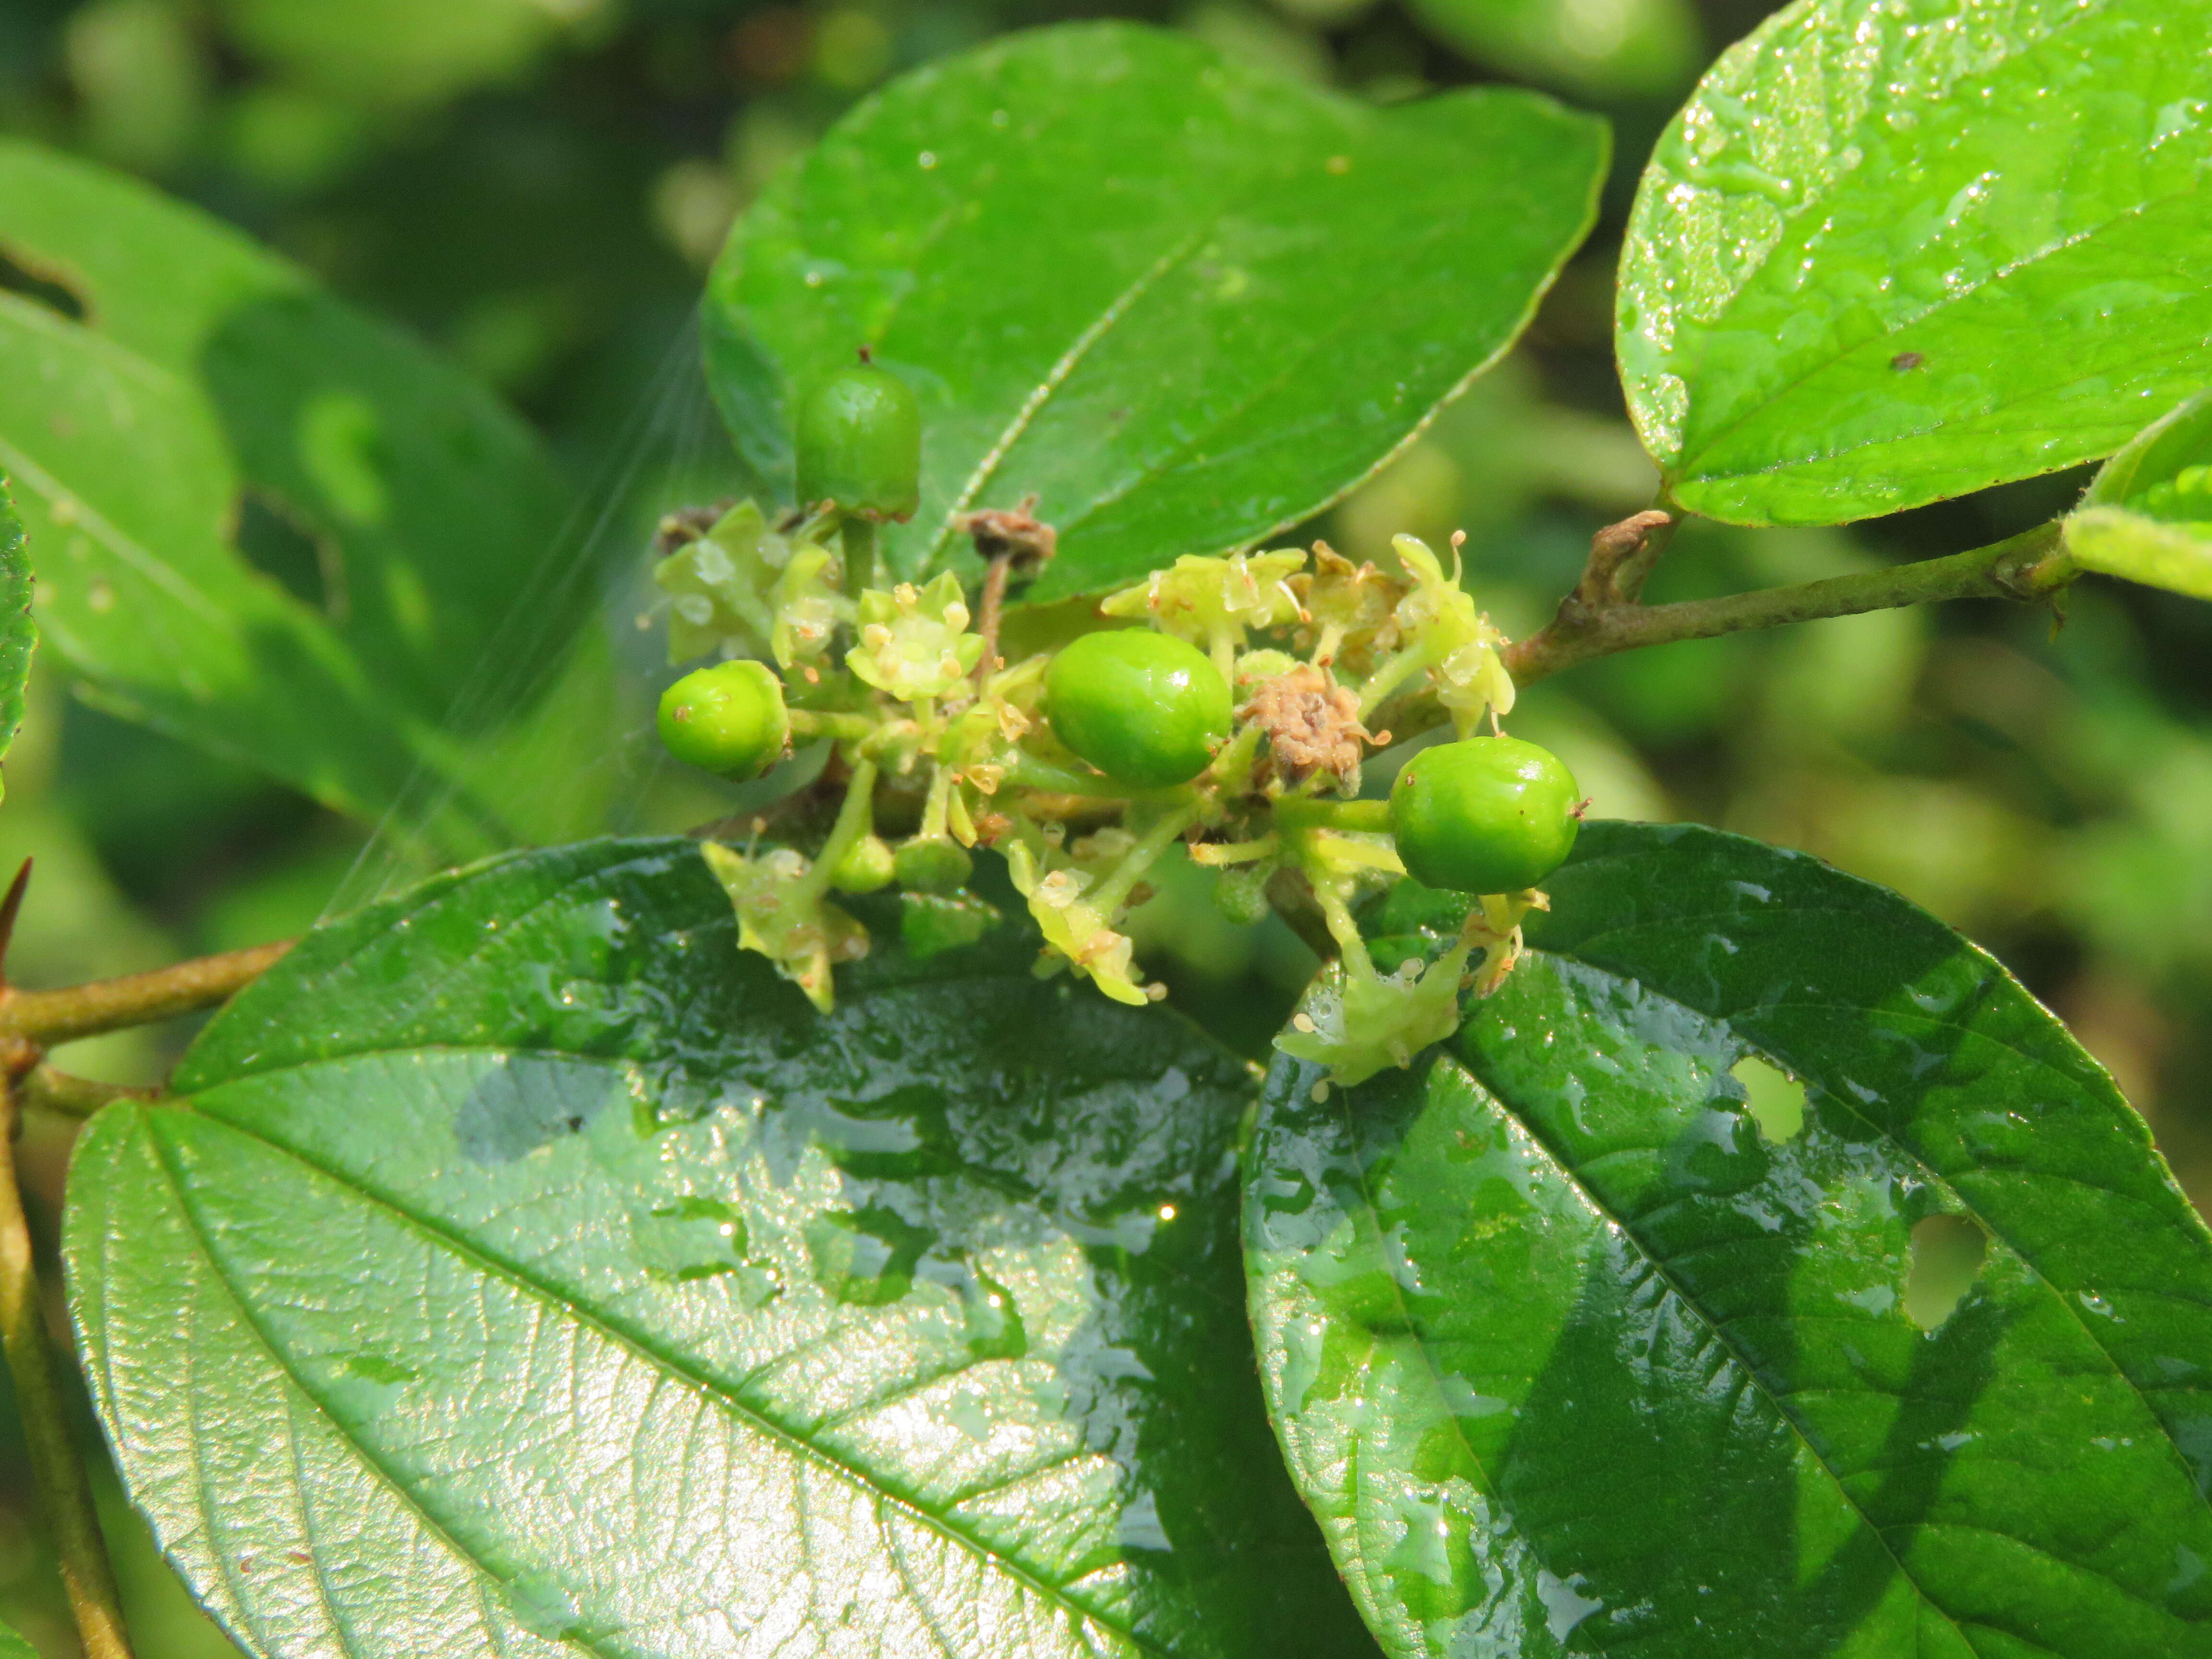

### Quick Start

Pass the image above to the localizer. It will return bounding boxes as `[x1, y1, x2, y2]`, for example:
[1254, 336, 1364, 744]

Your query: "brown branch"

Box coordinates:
[0, 939, 294, 1049]
[1504, 516, 2073, 691]
[21, 1067, 156, 1121]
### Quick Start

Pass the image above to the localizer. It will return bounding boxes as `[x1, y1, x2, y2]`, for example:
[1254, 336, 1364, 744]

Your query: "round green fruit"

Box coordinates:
[1045, 630, 1231, 789]
[795, 359, 921, 522]
[1389, 736, 1580, 895]
[657, 660, 790, 777]
[831, 833, 896, 895]
[894, 835, 973, 894]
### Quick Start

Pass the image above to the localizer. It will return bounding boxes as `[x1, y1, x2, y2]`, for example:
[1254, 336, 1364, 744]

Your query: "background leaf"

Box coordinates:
[707, 22, 1607, 601]
[1619, 0, 2212, 527]
[1247, 821, 2212, 1658]
[0, 139, 577, 841]
[0, 484, 36, 791]
[1403, 0, 1702, 99]
[68, 837, 1377, 1659]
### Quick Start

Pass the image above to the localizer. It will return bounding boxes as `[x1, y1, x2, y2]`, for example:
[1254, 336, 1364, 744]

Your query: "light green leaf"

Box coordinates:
[1405, 0, 1702, 98]
[707, 22, 1606, 602]
[1619, 0, 2212, 527]
[1248, 822, 2212, 1659]
[68, 838, 1378, 1659]
[2065, 387, 2212, 598]
[0, 1615, 34, 1659]
[217, 0, 587, 110]
[0, 482, 36, 792]
[0, 139, 575, 846]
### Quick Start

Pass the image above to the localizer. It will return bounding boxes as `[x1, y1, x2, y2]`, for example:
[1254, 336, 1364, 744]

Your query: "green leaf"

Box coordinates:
[1247, 821, 2212, 1658]
[0, 482, 36, 792]
[1404, 0, 1702, 99]
[0, 139, 573, 840]
[0, 1615, 34, 1659]
[2065, 387, 2212, 599]
[1619, 0, 2212, 527]
[219, 0, 584, 110]
[68, 838, 1377, 1659]
[707, 22, 1606, 602]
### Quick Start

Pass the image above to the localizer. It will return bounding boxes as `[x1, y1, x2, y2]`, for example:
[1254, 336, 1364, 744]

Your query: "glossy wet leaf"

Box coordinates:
[67, 838, 1375, 1659]
[1619, 0, 2212, 527]
[0, 483, 35, 793]
[1247, 822, 2212, 1658]
[1404, 0, 1701, 98]
[2066, 387, 2212, 600]
[0, 139, 571, 839]
[706, 23, 1605, 601]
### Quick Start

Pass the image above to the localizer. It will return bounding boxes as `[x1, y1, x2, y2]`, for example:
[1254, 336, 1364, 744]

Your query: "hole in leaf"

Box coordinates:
[235, 491, 344, 620]
[1905, 1214, 1987, 1330]
[0, 245, 87, 321]
[1731, 1055, 1805, 1141]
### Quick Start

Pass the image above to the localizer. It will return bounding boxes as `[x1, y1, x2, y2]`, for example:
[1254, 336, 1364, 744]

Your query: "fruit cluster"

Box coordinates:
[653, 359, 1585, 1084]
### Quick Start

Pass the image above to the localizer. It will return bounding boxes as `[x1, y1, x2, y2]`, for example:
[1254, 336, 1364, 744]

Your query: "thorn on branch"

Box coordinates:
[1576, 508, 1676, 612]
[0, 858, 31, 995]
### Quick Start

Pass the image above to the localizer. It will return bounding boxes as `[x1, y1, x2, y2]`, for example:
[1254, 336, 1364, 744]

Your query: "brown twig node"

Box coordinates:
[961, 495, 1058, 675]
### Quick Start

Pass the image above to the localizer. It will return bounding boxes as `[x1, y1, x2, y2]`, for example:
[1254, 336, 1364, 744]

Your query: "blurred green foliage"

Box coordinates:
[0, 0, 2209, 1648]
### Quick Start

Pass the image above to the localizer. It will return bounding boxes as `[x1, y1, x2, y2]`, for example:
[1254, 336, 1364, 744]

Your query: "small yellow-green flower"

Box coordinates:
[1101, 550, 1305, 672]
[1004, 831, 1160, 1006]
[1391, 533, 1514, 735]
[699, 842, 868, 1012]
[653, 500, 848, 670]
[847, 573, 986, 704]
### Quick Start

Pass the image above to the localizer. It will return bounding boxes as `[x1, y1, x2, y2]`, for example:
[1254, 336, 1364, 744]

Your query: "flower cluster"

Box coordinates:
[654, 512, 1539, 1083]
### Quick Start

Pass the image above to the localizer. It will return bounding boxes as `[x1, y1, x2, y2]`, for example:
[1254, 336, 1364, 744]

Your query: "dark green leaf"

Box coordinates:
[707, 22, 1606, 601]
[1248, 821, 2212, 1658]
[1619, 0, 2212, 527]
[0, 481, 36, 790]
[0, 140, 574, 838]
[68, 838, 1375, 1659]
[1404, 0, 1701, 98]
[2067, 387, 2212, 600]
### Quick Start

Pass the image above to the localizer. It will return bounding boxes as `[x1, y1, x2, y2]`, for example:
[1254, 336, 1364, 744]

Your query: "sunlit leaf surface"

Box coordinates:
[69, 839, 1376, 1659]
[708, 22, 1606, 601]
[1248, 821, 2212, 1658]
[1619, 0, 2212, 526]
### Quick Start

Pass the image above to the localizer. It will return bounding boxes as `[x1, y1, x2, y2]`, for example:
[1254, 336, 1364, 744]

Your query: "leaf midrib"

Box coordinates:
[149, 1097, 1164, 1659]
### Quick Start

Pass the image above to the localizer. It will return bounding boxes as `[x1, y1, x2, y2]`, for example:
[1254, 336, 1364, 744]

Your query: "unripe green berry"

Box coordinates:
[831, 833, 896, 895]
[1212, 865, 1273, 926]
[657, 660, 790, 777]
[795, 359, 922, 522]
[1389, 736, 1579, 895]
[894, 835, 973, 894]
[1045, 630, 1231, 789]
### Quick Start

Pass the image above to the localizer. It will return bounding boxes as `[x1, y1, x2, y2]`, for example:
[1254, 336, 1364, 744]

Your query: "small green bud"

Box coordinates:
[1388, 736, 1579, 895]
[831, 833, 897, 895]
[795, 358, 922, 522]
[894, 835, 973, 894]
[657, 660, 790, 777]
[1045, 630, 1232, 789]
[1211, 865, 1273, 926]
